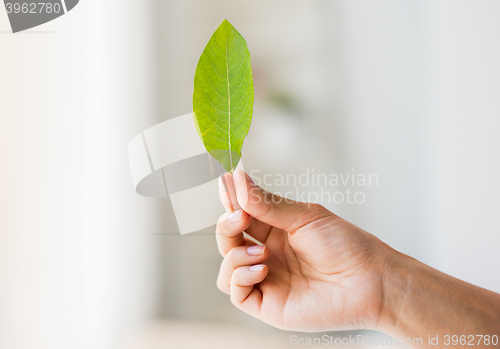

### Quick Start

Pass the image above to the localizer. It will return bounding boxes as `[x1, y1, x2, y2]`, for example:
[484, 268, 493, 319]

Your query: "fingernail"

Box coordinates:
[236, 168, 254, 185]
[229, 209, 243, 223]
[249, 264, 266, 272]
[247, 245, 266, 256]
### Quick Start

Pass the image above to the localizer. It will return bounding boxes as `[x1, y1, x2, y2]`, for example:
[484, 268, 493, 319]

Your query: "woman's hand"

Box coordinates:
[216, 169, 500, 346]
[216, 169, 391, 332]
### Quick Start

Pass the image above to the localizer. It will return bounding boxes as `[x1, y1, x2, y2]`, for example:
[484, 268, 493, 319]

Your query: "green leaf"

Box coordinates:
[193, 19, 254, 173]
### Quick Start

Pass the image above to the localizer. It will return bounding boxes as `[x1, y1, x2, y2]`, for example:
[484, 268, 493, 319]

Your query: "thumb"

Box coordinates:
[233, 169, 329, 234]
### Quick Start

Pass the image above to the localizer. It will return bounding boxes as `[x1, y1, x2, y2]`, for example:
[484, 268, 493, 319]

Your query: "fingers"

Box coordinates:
[217, 173, 249, 256]
[217, 245, 269, 294]
[217, 172, 272, 255]
[216, 210, 253, 256]
[230, 264, 268, 314]
[233, 169, 331, 234]
[217, 245, 269, 318]
[219, 172, 241, 212]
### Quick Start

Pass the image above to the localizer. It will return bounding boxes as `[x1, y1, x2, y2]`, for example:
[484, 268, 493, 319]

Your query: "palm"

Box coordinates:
[252, 216, 384, 332]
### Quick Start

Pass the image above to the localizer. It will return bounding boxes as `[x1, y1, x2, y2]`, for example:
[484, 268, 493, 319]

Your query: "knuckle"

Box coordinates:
[225, 245, 246, 261]
[230, 266, 244, 281]
[230, 293, 237, 305]
[308, 202, 323, 211]
[217, 213, 228, 224]
[230, 293, 240, 306]
[215, 224, 225, 238]
[306, 202, 329, 220]
[225, 247, 236, 260]
[289, 203, 330, 232]
[217, 245, 228, 257]
[216, 277, 227, 293]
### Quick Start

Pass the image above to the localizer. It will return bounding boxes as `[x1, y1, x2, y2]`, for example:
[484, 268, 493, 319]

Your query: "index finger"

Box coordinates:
[218, 172, 273, 249]
[216, 173, 247, 256]
[219, 172, 241, 213]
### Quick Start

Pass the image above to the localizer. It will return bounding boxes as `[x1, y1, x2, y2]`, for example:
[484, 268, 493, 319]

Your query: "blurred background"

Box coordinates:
[1, 0, 500, 348]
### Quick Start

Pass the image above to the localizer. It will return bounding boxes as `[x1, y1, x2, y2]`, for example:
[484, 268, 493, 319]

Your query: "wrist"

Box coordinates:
[371, 240, 500, 342]
[373, 242, 414, 335]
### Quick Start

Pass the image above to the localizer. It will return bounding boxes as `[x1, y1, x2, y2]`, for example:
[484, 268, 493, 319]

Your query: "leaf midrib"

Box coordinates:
[225, 25, 233, 171]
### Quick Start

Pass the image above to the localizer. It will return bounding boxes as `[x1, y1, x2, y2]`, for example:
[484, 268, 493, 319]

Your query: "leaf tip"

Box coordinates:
[220, 19, 234, 30]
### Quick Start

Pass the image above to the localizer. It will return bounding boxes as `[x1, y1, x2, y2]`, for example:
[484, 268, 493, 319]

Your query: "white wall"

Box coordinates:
[0, 1, 163, 348]
[336, 0, 500, 292]
[335, 0, 429, 261]
[426, 0, 500, 291]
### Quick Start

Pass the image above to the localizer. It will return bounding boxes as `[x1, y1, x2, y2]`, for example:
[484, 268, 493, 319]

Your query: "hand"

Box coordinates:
[216, 169, 391, 332]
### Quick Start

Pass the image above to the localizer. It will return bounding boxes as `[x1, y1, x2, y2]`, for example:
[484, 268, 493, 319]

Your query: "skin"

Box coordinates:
[216, 169, 500, 348]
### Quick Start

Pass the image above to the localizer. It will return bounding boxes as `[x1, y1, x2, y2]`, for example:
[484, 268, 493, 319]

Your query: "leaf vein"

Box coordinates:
[228, 54, 247, 81]
[205, 58, 227, 80]
[229, 64, 250, 97]
[200, 89, 229, 114]
[208, 45, 226, 64]
[230, 85, 251, 112]
[197, 109, 228, 132]
[200, 68, 229, 100]
[230, 110, 252, 136]
[205, 132, 229, 144]
[213, 42, 226, 61]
